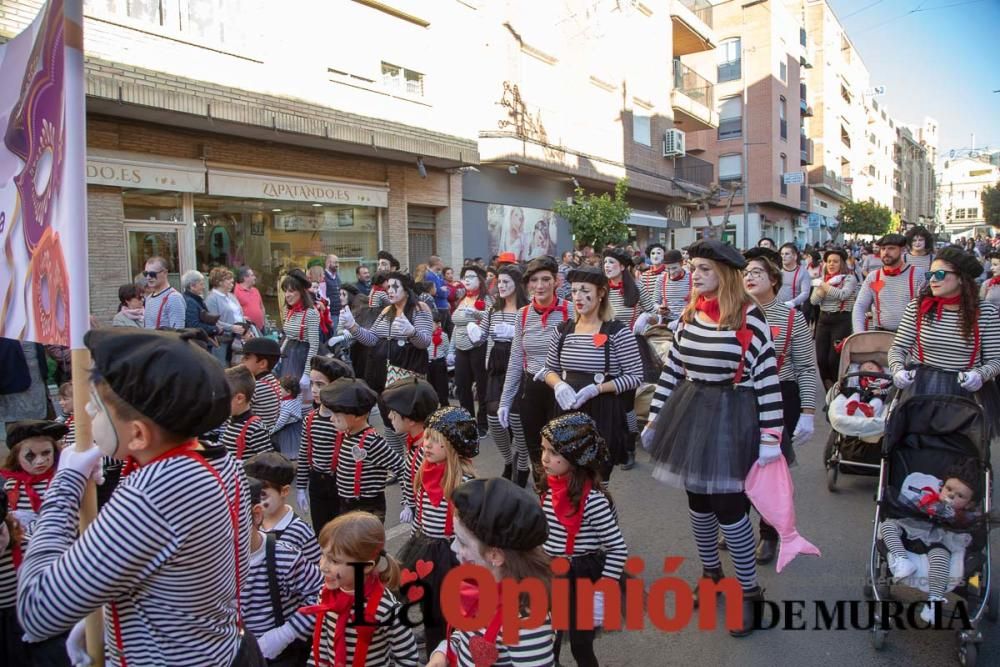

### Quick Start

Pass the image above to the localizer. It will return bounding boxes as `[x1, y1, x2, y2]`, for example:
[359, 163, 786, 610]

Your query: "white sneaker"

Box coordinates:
[920, 596, 946, 625]
[887, 553, 916, 579]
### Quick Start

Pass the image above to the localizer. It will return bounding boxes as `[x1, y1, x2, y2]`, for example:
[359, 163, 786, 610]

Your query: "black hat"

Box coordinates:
[283, 268, 310, 291]
[877, 233, 907, 248]
[377, 250, 400, 269]
[936, 246, 984, 280]
[6, 420, 67, 448]
[664, 249, 683, 264]
[743, 247, 781, 267]
[244, 451, 295, 487]
[646, 243, 666, 256]
[566, 265, 607, 287]
[452, 478, 548, 550]
[905, 226, 934, 246]
[687, 240, 746, 269]
[85, 328, 231, 438]
[460, 264, 487, 286]
[319, 377, 378, 416]
[426, 406, 479, 458]
[823, 248, 848, 263]
[540, 412, 609, 469]
[242, 337, 281, 359]
[602, 247, 633, 269]
[311, 355, 355, 382]
[522, 255, 559, 283]
[381, 377, 439, 422]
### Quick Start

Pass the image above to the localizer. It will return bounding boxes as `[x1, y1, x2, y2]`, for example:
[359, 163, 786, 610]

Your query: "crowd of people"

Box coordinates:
[1, 226, 999, 666]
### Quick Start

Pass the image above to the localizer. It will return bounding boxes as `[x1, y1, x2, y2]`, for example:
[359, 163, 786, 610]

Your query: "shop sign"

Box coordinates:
[209, 169, 388, 208]
[86, 150, 205, 192]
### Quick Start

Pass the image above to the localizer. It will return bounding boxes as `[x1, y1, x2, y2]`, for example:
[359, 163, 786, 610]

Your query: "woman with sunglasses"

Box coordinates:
[810, 249, 858, 389]
[889, 246, 1000, 435]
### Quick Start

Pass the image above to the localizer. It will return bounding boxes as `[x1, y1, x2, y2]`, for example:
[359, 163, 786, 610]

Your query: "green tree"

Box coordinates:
[983, 182, 1000, 228]
[837, 199, 893, 237]
[552, 178, 631, 249]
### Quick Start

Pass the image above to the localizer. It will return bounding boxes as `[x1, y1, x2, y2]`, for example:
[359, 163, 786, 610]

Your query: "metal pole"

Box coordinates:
[742, 24, 749, 248]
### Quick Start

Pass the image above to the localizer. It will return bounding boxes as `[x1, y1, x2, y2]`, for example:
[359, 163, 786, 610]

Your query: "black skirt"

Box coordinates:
[485, 340, 512, 406]
[648, 380, 759, 494]
[779, 380, 800, 466]
[558, 370, 630, 466]
[398, 532, 458, 630]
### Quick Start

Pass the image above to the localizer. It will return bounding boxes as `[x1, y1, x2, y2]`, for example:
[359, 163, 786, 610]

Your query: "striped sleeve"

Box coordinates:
[499, 307, 527, 411]
[304, 309, 320, 374]
[166, 292, 186, 329]
[274, 515, 322, 565]
[789, 310, 818, 410]
[888, 301, 918, 374]
[980, 304, 1000, 381]
[638, 281, 655, 314]
[588, 493, 628, 580]
[747, 310, 784, 435]
[409, 307, 434, 349]
[852, 272, 875, 333]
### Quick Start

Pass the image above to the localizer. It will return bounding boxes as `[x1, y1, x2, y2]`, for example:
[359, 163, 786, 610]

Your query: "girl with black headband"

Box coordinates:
[277, 268, 321, 398]
[449, 265, 493, 435]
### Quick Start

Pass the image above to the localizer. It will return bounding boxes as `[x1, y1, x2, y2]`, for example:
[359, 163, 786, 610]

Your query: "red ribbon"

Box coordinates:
[917, 487, 941, 515]
[845, 400, 875, 418]
[301, 575, 384, 667]
[1, 468, 54, 513]
[546, 475, 591, 555]
[417, 459, 454, 535]
[432, 327, 444, 356]
[917, 294, 961, 321]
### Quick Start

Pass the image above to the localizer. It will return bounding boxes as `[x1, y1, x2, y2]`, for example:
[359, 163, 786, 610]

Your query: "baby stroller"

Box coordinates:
[865, 387, 995, 664]
[824, 331, 896, 491]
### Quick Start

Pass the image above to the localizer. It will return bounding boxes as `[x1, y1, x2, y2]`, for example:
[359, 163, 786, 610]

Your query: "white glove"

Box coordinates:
[257, 623, 297, 660]
[554, 382, 577, 411]
[783, 300, 796, 309]
[667, 319, 681, 332]
[641, 423, 656, 451]
[66, 619, 92, 667]
[757, 440, 782, 467]
[533, 367, 548, 383]
[593, 591, 605, 628]
[327, 334, 345, 347]
[446, 352, 456, 367]
[498, 406, 510, 429]
[58, 446, 104, 484]
[893, 369, 916, 389]
[391, 318, 416, 338]
[339, 307, 355, 330]
[467, 322, 484, 344]
[792, 413, 815, 447]
[296, 489, 309, 512]
[400, 506, 414, 524]
[572, 384, 601, 409]
[959, 371, 984, 392]
[493, 322, 515, 339]
[632, 312, 654, 336]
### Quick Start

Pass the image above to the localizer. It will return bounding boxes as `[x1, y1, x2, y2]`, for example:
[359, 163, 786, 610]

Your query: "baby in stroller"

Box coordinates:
[878, 459, 981, 622]
[836, 360, 891, 418]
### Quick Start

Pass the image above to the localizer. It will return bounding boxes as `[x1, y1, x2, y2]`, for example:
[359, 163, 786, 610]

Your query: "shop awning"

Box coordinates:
[628, 211, 670, 229]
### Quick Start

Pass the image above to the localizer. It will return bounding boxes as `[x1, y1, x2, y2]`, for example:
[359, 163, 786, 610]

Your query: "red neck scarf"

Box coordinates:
[464, 288, 480, 299]
[693, 297, 753, 382]
[694, 295, 721, 323]
[448, 580, 504, 667]
[120, 439, 199, 478]
[532, 298, 565, 326]
[915, 295, 979, 367]
[608, 279, 623, 291]
[421, 460, 446, 507]
[824, 272, 842, 284]
[432, 327, 444, 355]
[988, 276, 1000, 288]
[302, 575, 384, 667]
[546, 474, 591, 555]
[647, 264, 665, 275]
[1, 468, 54, 513]
[669, 270, 687, 281]
[881, 264, 904, 277]
[918, 294, 961, 321]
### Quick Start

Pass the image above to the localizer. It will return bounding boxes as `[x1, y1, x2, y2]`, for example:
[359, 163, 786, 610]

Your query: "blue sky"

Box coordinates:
[827, 0, 1000, 160]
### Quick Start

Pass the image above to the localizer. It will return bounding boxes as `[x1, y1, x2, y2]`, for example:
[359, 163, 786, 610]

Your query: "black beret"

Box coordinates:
[460, 264, 487, 284]
[452, 478, 548, 550]
[242, 337, 281, 358]
[664, 249, 683, 264]
[877, 233, 907, 247]
[283, 268, 310, 290]
[311, 356, 355, 382]
[522, 256, 559, 282]
[381, 377, 439, 422]
[377, 250, 400, 268]
[244, 451, 295, 487]
[426, 406, 479, 458]
[566, 265, 607, 287]
[936, 246, 984, 280]
[743, 247, 781, 266]
[85, 328, 231, 438]
[319, 377, 378, 415]
[602, 247, 633, 269]
[905, 226, 934, 244]
[540, 412, 609, 469]
[646, 243, 666, 255]
[823, 248, 848, 263]
[6, 420, 67, 448]
[687, 240, 746, 269]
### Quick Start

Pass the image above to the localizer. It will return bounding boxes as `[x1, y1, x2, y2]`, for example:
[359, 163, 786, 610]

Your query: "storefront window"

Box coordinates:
[192, 196, 380, 319]
[126, 227, 182, 291]
[123, 190, 183, 221]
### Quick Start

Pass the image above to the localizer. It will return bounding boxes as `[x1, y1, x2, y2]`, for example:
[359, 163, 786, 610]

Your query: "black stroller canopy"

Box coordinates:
[883, 393, 988, 470]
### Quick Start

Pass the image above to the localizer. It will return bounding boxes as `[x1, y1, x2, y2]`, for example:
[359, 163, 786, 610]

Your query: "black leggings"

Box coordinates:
[686, 491, 748, 524]
[515, 373, 557, 471]
[454, 345, 488, 427]
[426, 358, 450, 407]
[815, 311, 852, 385]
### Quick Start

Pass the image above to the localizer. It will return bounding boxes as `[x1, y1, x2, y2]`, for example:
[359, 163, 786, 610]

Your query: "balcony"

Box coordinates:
[672, 0, 716, 56]
[718, 59, 741, 83]
[673, 155, 714, 187]
[800, 137, 814, 165]
[809, 169, 852, 202]
[672, 60, 718, 131]
[800, 99, 813, 117]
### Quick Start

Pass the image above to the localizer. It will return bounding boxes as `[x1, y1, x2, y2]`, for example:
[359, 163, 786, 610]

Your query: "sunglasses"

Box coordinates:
[144, 270, 164, 278]
[925, 270, 958, 282]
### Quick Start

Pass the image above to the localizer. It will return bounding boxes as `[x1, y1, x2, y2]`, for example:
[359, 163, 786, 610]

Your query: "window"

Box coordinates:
[779, 97, 787, 140]
[84, 0, 248, 46]
[381, 62, 425, 97]
[719, 154, 743, 186]
[818, 200, 829, 209]
[718, 38, 741, 82]
[955, 209, 967, 220]
[633, 108, 652, 146]
[968, 208, 979, 219]
[779, 154, 788, 196]
[718, 96, 742, 140]
[779, 59, 787, 83]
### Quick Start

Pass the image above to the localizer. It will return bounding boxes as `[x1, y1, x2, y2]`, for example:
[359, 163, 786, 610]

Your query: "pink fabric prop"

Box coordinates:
[745, 455, 821, 573]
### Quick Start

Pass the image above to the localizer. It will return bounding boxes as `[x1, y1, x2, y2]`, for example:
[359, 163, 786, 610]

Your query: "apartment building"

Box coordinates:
[894, 125, 935, 228]
[937, 155, 1000, 240]
[461, 0, 719, 259]
[1, 0, 481, 321]
[857, 97, 896, 210]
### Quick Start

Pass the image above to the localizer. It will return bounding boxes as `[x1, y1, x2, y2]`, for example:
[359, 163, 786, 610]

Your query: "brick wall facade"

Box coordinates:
[86, 186, 128, 323]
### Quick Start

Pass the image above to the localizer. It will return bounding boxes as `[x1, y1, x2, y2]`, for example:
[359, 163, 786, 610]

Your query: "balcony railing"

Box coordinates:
[673, 155, 714, 187]
[676, 0, 714, 27]
[673, 60, 714, 108]
[718, 60, 741, 83]
[718, 117, 741, 139]
[809, 169, 852, 200]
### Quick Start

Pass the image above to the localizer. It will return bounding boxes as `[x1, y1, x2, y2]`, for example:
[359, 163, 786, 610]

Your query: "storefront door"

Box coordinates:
[125, 222, 190, 291]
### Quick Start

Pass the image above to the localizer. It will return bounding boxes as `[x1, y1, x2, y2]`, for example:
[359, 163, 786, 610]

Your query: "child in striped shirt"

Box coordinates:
[245, 452, 322, 565]
[426, 310, 451, 408]
[222, 366, 275, 462]
[380, 378, 441, 523]
[272, 375, 304, 460]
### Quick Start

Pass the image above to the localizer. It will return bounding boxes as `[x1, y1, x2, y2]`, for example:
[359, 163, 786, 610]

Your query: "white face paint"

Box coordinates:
[451, 516, 490, 568]
[649, 248, 665, 265]
[911, 236, 926, 251]
[87, 390, 120, 458]
[665, 263, 683, 278]
[462, 273, 480, 293]
[603, 257, 622, 280]
[497, 274, 516, 298]
[691, 259, 720, 295]
[386, 278, 406, 305]
[571, 282, 599, 316]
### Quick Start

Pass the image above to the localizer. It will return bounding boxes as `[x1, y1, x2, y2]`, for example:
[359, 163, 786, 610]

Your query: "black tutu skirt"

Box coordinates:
[397, 532, 457, 630]
[647, 380, 759, 494]
[485, 341, 511, 407]
[901, 365, 1000, 443]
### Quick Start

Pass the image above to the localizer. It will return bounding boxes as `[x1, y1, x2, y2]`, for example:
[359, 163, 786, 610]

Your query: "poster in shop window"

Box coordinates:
[487, 203, 557, 262]
[0, 0, 88, 347]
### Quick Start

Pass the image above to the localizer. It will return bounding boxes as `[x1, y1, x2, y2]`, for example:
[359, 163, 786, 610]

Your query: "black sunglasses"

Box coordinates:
[144, 269, 164, 278]
[925, 269, 958, 282]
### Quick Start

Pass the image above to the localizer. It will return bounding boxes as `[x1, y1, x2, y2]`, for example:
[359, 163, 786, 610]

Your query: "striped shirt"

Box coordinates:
[353, 306, 434, 350]
[428, 329, 450, 361]
[760, 299, 818, 410]
[607, 281, 654, 328]
[641, 266, 667, 304]
[649, 306, 784, 434]
[810, 274, 858, 313]
[658, 270, 694, 322]
[446, 619, 554, 667]
[220, 412, 274, 462]
[310, 586, 420, 666]
[281, 308, 321, 375]
[253, 372, 283, 431]
[500, 299, 575, 410]
[400, 432, 426, 509]
[980, 279, 1000, 307]
[62, 414, 76, 449]
[451, 297, 493, 351]
[272, 397, 303, 434]
[265, 506, 322, 564]
[542, 489, 627, 580]
[903, 252, 934, 273]
[0, 476, 50, 607]
[242, 536, 323, 639]
[295, 408, 338, 490]
[368, 287, 391, 309]
[852, 265, 925, 333]
[888, 301, 1000, 380]
[333, 428, 406, 500]
[545, 321, 643, 395]
[143, 287, 185, 330]
[776, 265, 811, 307]
[412, 473, 474, 539]
[18, 445, 250, 666]
[485, 308, 519, 363]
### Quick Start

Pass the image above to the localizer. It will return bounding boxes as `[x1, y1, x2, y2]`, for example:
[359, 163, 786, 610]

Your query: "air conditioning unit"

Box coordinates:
[663, 129, 686, 158]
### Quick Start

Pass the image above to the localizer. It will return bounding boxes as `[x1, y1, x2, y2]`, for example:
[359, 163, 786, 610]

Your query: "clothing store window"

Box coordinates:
[122, 190, 188, 291]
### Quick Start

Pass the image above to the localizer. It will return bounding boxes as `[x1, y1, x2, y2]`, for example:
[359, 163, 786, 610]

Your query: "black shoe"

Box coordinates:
[730, 587, 765, 637]
[620, 451, 636, 471]
[515, 468, 529, 488]
[478, 425, 489, 438]
[502, 463, 513, 481]
[693, 566, 725, 609]
[755, 538, 777, 565]
[718, 535, 728, 551]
